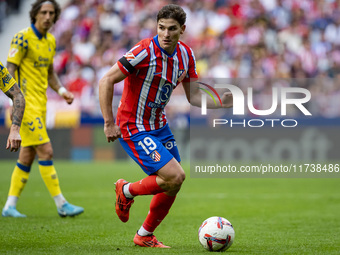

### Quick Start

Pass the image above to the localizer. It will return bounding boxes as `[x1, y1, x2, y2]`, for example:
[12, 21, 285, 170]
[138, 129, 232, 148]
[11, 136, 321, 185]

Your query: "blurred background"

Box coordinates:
[1, 0, 340, 161]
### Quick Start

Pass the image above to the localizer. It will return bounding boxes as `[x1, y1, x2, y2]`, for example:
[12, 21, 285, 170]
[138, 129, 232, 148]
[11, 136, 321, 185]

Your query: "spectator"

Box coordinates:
[2, 0, 340, 119]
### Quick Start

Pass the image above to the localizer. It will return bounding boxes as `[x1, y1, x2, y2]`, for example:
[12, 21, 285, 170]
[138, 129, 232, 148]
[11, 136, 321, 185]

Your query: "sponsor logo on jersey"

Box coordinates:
[148, 102, 166, 108]
[34, 56, 49, 68]
[165, 141, 173, 150]
[2, 74, 12, 85]
[160, 82, 173, 103]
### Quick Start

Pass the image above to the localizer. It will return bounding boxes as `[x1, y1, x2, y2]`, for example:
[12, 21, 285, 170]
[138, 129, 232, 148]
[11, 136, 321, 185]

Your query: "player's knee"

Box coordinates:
[177, 171, 186, 185]
[19, 159, 33, 166]
[42, 147, 54, 160]
[169, 171, 185, 191]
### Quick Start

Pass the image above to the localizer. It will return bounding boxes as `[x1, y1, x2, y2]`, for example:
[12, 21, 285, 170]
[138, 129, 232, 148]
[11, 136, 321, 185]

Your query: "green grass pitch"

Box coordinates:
[0, 160, 339, 254]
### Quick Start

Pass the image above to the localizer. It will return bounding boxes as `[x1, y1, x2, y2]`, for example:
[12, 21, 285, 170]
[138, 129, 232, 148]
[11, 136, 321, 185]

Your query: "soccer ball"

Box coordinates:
[198, 216, 235, 252]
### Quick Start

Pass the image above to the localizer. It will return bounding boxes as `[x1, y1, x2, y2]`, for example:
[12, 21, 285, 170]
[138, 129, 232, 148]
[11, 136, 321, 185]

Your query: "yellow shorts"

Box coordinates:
[20, 110, 50, 147]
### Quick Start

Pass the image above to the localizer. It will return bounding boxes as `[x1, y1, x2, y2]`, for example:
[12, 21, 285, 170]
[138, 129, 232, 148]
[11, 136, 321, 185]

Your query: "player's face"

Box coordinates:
[157, 18, 185, 55]
[34, 2, 55, 34]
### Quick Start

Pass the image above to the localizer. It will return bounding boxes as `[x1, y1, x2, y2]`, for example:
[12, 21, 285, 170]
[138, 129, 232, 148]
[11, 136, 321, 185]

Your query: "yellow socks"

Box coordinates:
[5, 160, 66, 210]
[38, 160, 61, 197]
[8, 162, 30, 197]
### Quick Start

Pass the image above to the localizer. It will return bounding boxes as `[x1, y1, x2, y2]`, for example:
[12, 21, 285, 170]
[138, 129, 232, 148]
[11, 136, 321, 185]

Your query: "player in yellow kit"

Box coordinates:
[0, 61, 25, 152]
[2, 0, 84, 218]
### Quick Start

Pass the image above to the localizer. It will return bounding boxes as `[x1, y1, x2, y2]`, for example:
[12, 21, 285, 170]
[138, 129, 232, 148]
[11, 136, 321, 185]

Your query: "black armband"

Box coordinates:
[118, 56, 135, 73]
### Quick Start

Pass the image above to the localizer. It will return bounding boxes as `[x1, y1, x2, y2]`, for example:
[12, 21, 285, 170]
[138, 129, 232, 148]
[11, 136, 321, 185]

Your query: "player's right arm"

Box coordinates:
[6, 62, 23, 122]
[4, 83, 25, 151]
[2, 62, 25, 151]
[6, 62, 18, 77]
[98, 63, 127, 142]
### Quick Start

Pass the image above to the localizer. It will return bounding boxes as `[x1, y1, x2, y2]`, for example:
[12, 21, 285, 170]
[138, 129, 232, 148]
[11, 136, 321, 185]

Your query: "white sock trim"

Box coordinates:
[137, 225, 153, 236]
[123, 183, 134, 199]
[53, 194, 66, 208]
[4, 196, 18, 210]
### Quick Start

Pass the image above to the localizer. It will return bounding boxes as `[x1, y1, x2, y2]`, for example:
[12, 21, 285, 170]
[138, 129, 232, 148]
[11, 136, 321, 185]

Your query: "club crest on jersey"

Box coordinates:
[9, 48, 19, 58]
[150, 150, 161, 162]
[124, 52, 136, 61]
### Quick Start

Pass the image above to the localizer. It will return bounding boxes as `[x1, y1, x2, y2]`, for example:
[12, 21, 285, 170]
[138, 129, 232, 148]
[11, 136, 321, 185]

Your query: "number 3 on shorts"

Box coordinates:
[138, 137, 157, 155]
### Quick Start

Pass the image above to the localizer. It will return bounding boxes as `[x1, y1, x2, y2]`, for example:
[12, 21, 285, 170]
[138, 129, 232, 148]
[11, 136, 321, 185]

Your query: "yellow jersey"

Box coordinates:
[7, 24, 56, 114]
[0, 61, 16, 93]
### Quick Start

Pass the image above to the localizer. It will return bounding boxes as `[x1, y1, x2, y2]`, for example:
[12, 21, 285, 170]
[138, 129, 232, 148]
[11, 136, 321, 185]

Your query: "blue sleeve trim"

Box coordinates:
[38, 160, 53, 166]
[16, 162, 31, 173]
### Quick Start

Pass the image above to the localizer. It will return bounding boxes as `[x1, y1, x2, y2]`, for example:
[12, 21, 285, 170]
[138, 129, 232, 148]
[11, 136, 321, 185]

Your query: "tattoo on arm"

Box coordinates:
[5, 84, 25, 127]
[6, 62, 18, 78]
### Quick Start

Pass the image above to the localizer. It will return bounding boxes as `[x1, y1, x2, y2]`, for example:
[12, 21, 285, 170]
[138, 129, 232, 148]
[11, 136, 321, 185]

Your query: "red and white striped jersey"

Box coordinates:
[116, 35, 198, 138]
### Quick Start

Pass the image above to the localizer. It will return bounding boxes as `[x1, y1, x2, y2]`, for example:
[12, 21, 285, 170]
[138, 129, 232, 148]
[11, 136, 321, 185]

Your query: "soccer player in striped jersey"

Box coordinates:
[2, 0, 83, 218]
[99, 4, 232, 248]
[0, 60, 25, 152]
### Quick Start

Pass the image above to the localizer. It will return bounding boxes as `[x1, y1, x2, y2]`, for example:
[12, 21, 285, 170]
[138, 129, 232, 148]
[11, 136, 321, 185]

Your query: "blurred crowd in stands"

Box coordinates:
[0, 0, 22, 33]
[51, 0, 340, 118]
[2, 0, 340, 121]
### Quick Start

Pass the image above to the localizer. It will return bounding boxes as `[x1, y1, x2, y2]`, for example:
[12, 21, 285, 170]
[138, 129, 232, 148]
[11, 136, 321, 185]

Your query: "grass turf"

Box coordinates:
[0, 160, 339, 254]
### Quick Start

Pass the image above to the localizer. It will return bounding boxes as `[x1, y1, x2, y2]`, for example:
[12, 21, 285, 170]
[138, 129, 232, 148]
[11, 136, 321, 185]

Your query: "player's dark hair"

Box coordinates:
[157, 4, 186, 26]
[30, 0, 61, 24]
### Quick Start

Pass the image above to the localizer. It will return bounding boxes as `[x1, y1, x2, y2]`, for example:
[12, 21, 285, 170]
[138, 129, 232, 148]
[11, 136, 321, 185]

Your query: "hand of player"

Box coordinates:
[62, 91, 74, 104]
[6, 124, 21, 152]
[104, 122, 122, 143]
[221, 92, 233, 108]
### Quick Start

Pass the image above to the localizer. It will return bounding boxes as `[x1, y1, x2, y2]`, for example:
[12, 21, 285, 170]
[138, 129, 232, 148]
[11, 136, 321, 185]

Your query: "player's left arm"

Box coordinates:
[182, 47, 233, 109]
[4, 83, 25, 151]
[48, 64, 74, 104]
[183, 81, 233, 109]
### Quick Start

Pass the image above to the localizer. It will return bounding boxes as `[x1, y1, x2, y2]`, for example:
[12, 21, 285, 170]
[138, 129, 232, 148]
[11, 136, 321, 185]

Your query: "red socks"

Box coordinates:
[142, 192, 176, 233]
[129, 175, 176, 233]
[129, 175, 165, 196]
